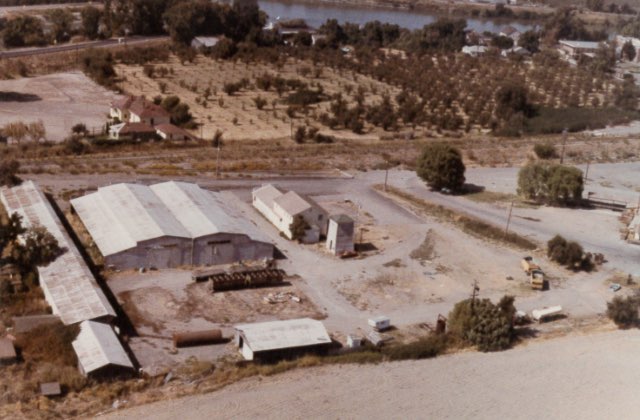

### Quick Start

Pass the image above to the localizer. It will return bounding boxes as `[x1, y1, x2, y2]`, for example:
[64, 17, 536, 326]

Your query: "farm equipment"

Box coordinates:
[521, 256, 546, 290]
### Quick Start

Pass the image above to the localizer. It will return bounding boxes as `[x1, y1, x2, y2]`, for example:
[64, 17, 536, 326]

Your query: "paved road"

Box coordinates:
[0, 2, 98, 16]
[0, 36, 168, 59]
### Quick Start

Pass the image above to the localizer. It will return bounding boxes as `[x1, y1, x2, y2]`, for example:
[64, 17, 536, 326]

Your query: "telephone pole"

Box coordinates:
[505, 201, 514, 236]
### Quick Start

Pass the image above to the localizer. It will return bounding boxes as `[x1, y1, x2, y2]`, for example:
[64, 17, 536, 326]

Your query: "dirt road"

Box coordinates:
[103, 328, 638, 419]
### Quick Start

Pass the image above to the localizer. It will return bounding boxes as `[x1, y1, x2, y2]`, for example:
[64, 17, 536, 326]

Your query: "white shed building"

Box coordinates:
[326, 214, 355, 255]
[235, 318, 332, 361]
[72, 320, 135, 378]
[71, 182, 273, 269]
[252, 184, 328, 243]
[0, 181, 116, 325]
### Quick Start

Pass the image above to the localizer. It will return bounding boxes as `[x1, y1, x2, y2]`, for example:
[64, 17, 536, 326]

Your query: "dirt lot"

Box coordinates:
[0, 71, 119, 141]
[108, 269, 323, 375]
[104, 328, 639, 420]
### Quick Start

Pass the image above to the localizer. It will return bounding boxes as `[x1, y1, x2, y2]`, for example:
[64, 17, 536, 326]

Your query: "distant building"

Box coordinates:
[191, 36, 220, 50]
[109, 122, 157, 141]
[558, 40, 601, 59]
[326, 214, 354, 255]
[252, 184, 328, 243]
[110, 96, 171, 126]
[500, 26, 521, 42]
[0, 337, 16, 365]
[72, 321, 135, 378]
[0, 181, 116, 325]
[71, 181, 274, 269]
[155, 123, 196, 141]
[461, 45, 488, 57]
[234, 318, 332, 362]
[501, 46, 531, 58]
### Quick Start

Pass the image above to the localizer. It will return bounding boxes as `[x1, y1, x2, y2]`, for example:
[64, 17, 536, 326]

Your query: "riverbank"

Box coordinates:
[264, 0, 554, 20]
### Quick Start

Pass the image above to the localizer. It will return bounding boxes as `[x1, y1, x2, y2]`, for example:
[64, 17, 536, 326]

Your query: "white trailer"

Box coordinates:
[532, 306, 563, 323]
[368, 316, 391, 332]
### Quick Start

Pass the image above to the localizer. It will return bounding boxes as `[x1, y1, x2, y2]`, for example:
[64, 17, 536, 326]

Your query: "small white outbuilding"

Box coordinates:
[234, 318, 332, 362]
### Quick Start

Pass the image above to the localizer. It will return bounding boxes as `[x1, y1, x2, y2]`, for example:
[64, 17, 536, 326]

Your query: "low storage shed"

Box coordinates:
[0, 337, 17, 365]
[326, 214, 355, 255]
[235, 318, 332, 362]
[72, 321, 135, 378]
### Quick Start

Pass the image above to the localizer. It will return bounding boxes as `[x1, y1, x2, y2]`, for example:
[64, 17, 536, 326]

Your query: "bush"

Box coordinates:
[533, 142, 557, 159]
[16, 322, 79, 366]
[289, 214, 309, 241]
[416, 143, 466, 192]
[607, 296, 639, 328]
[547, 234, 593, 271]
[0, 160, 21, 186]
[517, 162, 583, 205]
[81, 49, 116, 88]
[384, 334, 449, 360]
[448, 295, 515, 352]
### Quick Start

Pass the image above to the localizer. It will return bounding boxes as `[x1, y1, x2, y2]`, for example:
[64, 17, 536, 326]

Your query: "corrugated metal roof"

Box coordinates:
[0, 181, 116, 325]
[151, 181, 270, 242]
[72, 321, 134, 373]
[235, 318, 331, 352]
[559, 40, 601, 49]
[274, 191, 311, 216]
[71, 183, 191, 256]
[72, 182, 270, 257]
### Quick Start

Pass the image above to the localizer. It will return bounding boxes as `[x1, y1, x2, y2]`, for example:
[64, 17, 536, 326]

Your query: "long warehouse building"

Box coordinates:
[0, 181, 116, 325]
[70, 181, 274, 269]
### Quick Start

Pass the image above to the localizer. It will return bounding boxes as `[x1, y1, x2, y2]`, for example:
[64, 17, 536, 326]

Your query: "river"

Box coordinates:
[258, 0, 536, 33]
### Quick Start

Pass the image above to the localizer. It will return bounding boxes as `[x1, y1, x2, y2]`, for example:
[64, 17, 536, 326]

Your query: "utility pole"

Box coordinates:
[505, 201, 514, 236]
[560, 128, 567, 164]
[384, 168, 389, 192]
[215, 145, 221, 178]
[584, 161, 590, 184]
[470, 279, 480, 306]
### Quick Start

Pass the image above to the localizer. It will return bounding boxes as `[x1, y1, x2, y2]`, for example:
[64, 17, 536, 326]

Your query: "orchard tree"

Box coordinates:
[416, 143, 466, 192]
[622, 40, 636, 61]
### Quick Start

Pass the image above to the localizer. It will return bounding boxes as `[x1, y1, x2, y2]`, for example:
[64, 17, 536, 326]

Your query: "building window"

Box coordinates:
[208, 240, 231, 245]
[318, 215, 323, 221]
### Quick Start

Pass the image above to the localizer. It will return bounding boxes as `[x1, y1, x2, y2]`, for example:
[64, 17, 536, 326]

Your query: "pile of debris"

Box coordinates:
[263, 292, 301, 304]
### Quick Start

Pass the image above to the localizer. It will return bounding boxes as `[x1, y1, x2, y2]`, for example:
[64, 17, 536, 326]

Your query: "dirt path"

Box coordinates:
[103, 328, 639, 420]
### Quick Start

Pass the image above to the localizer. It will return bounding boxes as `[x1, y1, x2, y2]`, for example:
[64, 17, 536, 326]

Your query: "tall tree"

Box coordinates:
[81, 6, 103, 40]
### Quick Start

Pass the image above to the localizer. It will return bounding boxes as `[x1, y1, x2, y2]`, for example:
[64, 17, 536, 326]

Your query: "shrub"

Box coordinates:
[0, 160, 21, 186]
[517, 162, 583, 205]
[16, 322, 79, 366]
[607, 296, 639, 328]
[547, 234, 593, 271]
[416, 143, 466, 192]
[384, 334, 448, 360]
[253, 95, 267, 110]
[294, 126, 306, 144]
[533, 142, 557, 159]
[448, 295, 515, 352]
[289, 214, 310, 241]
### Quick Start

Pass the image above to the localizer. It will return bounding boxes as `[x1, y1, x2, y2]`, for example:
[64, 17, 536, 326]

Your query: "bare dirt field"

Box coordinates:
[0, 71, 119, 141]
[104, 328, 640, 420]
[108, 269, 323, 375]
